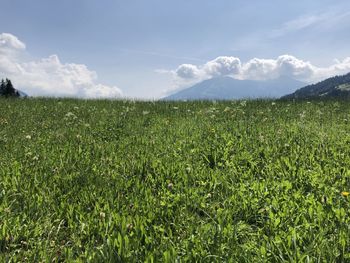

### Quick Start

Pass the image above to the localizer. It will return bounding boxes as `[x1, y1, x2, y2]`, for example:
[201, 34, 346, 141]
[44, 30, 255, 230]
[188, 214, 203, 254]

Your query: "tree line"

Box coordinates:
[0, 78, 19, 97]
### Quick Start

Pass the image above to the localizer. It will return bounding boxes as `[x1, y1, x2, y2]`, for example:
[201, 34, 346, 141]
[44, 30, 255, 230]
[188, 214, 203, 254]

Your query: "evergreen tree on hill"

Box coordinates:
[0, 78, 19, 97]
[0, 79, 5, 95]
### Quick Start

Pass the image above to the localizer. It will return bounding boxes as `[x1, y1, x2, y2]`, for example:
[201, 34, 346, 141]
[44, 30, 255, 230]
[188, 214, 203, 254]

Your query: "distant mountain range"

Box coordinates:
[163, 76, 305, 100]
[282, 72, 350, 99]
[17, 90, 28, 97]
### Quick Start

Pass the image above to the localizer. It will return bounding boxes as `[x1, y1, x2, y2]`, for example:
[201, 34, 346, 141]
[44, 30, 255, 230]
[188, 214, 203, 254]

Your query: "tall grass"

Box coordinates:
[0, 98, 350, 261]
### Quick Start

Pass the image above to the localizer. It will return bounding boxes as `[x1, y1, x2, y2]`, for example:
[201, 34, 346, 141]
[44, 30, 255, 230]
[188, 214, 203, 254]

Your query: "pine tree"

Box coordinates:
[0, 79, 5, 95]
[3, 79, 18, 97]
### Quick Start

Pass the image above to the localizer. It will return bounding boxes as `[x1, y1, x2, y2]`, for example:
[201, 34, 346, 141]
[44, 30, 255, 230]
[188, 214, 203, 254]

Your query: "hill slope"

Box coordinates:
[282, 72, 350, 99]
[164, 76, 305, 100]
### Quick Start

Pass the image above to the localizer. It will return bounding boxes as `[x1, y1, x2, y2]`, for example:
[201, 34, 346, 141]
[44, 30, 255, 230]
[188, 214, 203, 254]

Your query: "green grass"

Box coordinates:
[1, 98, 350, 262]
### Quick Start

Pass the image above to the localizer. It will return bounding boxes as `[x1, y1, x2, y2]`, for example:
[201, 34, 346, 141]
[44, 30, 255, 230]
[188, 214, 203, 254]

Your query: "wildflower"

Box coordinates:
[65, 112, 77, 118]
[99, 212, 106, 219]
[173, 106, 179, 110]
[127, 223, 134, 232]
[142, 111, 150, 115]
[167, 183, 174, 190]
[341, 191, 350, 197]
[0, 118, 8, 125]
[25, 135, 31, 140]
[259, 134, 265, 142]
[271, 102, 276, 106]
[240, 101, 247, 107]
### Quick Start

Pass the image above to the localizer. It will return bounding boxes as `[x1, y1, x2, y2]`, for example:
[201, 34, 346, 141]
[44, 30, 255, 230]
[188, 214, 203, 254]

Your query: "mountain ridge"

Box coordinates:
[164, 76, 305, 100]
[282, 72, 350, 99]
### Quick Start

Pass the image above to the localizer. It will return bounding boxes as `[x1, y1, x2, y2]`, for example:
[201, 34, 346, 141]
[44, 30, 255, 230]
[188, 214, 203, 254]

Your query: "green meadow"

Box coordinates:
[1, 98, 350, 262]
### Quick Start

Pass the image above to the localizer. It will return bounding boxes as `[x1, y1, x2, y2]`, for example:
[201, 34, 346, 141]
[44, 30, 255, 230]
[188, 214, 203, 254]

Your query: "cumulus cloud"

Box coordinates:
[203, 56, 241, 77]
[175, 64, 201, 79]
[0, 33, 122, 98]
[276, 55, 315, 79]
[173, 56, 242, 82]
[170, 54, 350, 86]
[0, 33, 26, 53]
[241, 58, 277, 80]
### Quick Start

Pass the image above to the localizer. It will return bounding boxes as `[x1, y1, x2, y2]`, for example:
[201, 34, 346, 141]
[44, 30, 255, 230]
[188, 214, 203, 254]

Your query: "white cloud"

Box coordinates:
[241, 58, 277, 80]
[203, 56, 241, 77]
[275, 55, 315, 80]
[0, 33, 26, 52]
[315, 57, 350, 80]
[175, 64, 201, 79]
[0, 33, 122, 98]
[169, 55, 350, 88]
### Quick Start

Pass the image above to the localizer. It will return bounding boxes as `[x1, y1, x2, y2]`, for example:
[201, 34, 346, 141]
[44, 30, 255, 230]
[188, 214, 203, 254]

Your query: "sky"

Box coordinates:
[1, 0, 350, 98]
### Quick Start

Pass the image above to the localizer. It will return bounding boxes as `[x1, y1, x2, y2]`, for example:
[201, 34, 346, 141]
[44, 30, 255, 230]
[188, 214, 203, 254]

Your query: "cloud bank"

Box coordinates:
[0, 33, 122, 98]
[170, 55, 350, 87]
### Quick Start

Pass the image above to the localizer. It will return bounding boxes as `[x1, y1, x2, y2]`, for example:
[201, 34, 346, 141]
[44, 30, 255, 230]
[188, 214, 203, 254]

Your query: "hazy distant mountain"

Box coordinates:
[163, 76, 305, 100]
[282, 72, 350, 99]
[17, 90, 28, 97]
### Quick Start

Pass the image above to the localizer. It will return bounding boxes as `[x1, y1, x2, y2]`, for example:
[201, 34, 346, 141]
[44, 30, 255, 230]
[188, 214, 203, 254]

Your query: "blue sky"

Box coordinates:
[1, 0, 350, 98]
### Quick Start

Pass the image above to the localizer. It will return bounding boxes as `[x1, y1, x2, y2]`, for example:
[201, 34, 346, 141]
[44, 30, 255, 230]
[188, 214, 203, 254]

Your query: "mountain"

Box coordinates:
[282, 72, 350, 99]
[163, 76, 305, 100]
[17, 90, 28, 97]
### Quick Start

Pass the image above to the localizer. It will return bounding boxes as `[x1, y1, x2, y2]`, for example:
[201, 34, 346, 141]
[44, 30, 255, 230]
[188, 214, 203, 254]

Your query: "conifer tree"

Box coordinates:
[0, 79, 5, 95]
[2, 79, 18, 97]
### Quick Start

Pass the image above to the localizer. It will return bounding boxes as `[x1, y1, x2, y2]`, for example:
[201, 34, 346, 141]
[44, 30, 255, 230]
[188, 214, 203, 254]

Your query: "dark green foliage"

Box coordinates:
[0, 78, 19, 97]
[1, 98, 350, 261]
[283, 72, 350, 99]
[0, 79, 5, 95]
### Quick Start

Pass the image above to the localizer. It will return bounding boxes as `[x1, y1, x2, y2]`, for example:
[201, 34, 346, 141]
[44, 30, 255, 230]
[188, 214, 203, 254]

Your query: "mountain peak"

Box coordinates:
[164, 76, 305, 100]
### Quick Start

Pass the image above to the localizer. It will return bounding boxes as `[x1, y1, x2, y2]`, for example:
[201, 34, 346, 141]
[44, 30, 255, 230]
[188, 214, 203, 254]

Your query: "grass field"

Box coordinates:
[1, 98, 350, 262]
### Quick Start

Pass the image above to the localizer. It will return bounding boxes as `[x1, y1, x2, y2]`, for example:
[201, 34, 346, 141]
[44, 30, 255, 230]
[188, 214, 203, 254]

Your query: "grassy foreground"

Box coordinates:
[1, 98, 350, 262]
